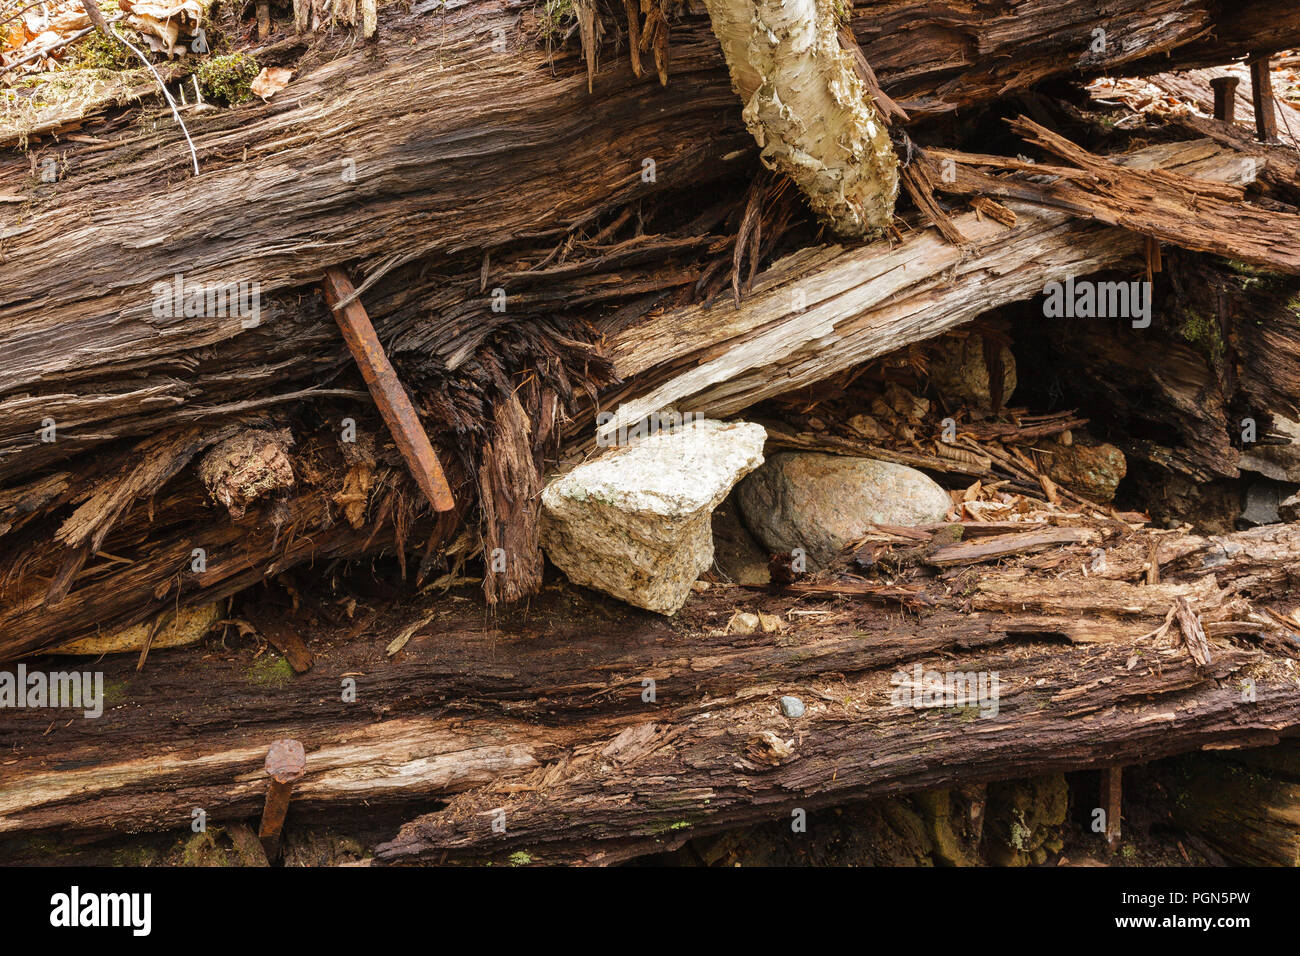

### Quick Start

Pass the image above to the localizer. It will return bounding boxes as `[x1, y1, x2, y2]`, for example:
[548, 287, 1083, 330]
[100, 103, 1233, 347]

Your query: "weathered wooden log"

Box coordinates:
[4, 1, 1300, 652]
[0, 136, 1265, 658]
[1015, 246, 1300, 493]
[0, 412, 459, 661]
[3, 524, 1299, 864]
[5, 0, 1300, 479]
[589, 138, 1249, 447]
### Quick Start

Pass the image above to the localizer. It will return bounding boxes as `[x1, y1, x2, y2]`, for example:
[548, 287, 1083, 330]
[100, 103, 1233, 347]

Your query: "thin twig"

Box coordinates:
[106, 21, 200, 175]
[0, 0, 55, 30]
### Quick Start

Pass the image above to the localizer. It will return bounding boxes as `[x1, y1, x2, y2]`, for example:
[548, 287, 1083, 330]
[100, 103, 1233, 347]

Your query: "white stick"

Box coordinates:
[108, 23, 200, 176]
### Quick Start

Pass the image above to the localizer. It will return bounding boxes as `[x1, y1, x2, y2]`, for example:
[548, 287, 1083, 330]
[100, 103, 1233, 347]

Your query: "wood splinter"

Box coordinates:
[1105, 765, 1123, 848]
[321, 268, 456, 513]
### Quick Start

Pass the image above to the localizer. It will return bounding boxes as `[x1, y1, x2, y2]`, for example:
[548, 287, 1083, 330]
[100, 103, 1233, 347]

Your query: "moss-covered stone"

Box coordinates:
[984, 773, 1069, 866]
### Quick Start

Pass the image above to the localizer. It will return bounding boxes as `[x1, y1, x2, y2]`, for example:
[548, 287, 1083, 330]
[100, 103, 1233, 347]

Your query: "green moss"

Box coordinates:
[509, 850, 534, 866]
[197, 53, 259, 106]
[650, 817, 697, 836]
[248, 654, 294, 687]
[1224, 259, 1271, 279]
[538, 0, 576, 41]
[111, 844, 159, 866]
[1008, 812, 1031, 851]
[66, 29, 137, 72]
[101, 679, 130, 707]
[180, 830, 229, 867]
[1178, 308, 1225, 363]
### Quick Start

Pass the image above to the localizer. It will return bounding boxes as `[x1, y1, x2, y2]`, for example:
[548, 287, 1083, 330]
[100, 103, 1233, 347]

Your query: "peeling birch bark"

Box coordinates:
[701, 0, 898, 237]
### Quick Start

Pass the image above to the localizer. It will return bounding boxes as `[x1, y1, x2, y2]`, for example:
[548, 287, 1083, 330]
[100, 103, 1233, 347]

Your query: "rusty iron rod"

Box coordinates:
[258, 738, 306, 861]
[322, 268, 455, 513]
[1210, 75, 1239, 123]
[1249, 53, 1279, 143]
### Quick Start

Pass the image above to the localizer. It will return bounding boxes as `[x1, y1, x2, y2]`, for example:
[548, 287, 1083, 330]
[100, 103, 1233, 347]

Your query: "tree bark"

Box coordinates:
[3, 524, 1299, 864]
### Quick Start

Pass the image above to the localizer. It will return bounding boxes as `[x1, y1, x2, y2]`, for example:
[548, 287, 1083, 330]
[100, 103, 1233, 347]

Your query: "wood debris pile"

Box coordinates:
[5, 0, 1300, 866]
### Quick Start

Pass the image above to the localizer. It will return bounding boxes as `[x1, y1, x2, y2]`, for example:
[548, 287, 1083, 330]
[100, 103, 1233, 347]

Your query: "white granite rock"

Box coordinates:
[540, 419, 767, 615]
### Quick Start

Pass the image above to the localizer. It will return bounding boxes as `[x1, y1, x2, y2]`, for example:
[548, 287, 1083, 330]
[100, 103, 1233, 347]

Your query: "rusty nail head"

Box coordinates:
[265, 738, 306, 785]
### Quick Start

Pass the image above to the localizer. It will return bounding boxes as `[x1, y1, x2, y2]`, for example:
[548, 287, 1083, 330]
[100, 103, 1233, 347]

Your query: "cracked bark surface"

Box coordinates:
[701, 0, 898, 237]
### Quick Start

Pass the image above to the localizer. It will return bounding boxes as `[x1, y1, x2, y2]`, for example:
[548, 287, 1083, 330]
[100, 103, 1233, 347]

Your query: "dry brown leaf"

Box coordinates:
[250, 66, 294, 99]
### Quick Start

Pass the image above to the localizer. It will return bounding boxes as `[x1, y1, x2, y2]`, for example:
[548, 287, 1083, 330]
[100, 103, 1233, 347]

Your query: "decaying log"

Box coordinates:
[6, 0, 1300, 469]
[1023, 246, 1300, 491]
[2, 129, 1257, 655]
[936, 117, 1300, 276]
[3, 524, 1299, 864]
[591, 138, 1249, 446]
[0, 415, 455, 660]
[3, 1, 1300, 660]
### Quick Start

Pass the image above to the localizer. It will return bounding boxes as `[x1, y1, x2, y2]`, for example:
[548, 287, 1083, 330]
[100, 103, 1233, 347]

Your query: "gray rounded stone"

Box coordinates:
[736, 452, 952, 570]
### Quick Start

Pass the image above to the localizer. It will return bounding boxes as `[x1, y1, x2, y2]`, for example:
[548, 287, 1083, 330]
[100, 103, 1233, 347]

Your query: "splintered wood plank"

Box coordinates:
[596, 139, 1248, 442]
[938, 118, 1300, 276]
[926, 527, 1095, 567]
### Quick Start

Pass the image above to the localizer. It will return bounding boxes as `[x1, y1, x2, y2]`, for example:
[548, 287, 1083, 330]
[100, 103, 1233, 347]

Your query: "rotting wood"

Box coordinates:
[1161, 742, 1300, 866]
[924, 528, 1094, 568]
[700, 0, 898, 237]
[934, 117, 1300, 276]
[3, 523, 1298, 864]
[592, 138, 1252, 446]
